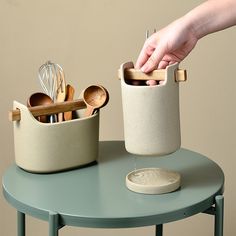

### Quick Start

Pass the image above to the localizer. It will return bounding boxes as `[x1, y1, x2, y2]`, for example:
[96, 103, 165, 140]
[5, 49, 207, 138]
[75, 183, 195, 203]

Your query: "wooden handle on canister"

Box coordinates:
[118, 68, 187, 82]
[9, 99, 86, 122]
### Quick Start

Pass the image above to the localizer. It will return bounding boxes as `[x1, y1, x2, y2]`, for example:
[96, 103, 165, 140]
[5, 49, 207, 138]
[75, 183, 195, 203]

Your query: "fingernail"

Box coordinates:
[141, 64, 149, 73]
[134, 63, 140, 69]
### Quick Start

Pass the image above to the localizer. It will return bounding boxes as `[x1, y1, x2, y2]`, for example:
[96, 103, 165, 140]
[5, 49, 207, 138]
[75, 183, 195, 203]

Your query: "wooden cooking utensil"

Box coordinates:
[9, 99, 86, 122]
[64, 84, 75, 121]
[27, 93, 53, 123]
[83, 85, 109, 117]
[56, 69, 66, 122]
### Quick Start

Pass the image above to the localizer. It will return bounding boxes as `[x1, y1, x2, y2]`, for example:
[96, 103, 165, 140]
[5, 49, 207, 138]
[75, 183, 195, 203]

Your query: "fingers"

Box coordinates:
[146, 80, 158, 86]
[157, 60, 169, 69]
[140, 45, 166, 73]
[135, 41, 154, 69]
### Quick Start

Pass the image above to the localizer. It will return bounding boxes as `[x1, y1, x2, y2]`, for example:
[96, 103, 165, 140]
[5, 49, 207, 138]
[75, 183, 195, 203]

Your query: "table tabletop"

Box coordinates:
[2, 141, 224, 228]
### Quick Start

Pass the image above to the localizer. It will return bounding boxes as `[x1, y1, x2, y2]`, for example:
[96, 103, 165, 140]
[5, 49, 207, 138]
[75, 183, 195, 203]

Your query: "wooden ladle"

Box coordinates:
[27, 92, 53, 123]
[83, 85, 109, 117]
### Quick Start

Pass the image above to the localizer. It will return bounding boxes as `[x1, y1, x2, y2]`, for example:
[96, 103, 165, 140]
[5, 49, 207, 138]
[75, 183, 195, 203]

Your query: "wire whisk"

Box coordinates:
[38, 61, 65, 122]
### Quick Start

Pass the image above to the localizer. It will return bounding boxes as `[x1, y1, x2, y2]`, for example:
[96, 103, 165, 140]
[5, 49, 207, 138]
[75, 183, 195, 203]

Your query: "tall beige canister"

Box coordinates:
[120, 62, 185, 156]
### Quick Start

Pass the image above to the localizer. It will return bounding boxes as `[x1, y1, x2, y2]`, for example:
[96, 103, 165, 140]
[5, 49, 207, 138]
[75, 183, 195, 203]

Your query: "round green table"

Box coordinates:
[2, 141, 224, 236]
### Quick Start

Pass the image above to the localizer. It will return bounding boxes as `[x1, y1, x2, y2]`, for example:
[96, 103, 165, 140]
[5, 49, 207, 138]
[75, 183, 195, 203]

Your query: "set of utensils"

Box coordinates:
[9, 61, 109, 122]
[31, 61, 72, 122]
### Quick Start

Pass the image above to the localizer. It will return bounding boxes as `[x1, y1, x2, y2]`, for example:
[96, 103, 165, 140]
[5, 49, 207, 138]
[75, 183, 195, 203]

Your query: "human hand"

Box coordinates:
[135, 18, 198, 73]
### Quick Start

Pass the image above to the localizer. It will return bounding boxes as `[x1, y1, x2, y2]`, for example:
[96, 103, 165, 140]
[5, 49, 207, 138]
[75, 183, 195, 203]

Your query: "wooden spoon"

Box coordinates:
[64, 84, 75, 121]
[27, 92, 53, 123]
[83, 85, 109, 117]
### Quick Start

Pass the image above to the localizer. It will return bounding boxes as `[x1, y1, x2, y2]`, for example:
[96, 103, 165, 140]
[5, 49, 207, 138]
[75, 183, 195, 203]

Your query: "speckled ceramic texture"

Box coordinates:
[126, 168, 181, 194]
[13, 101, 99, 173]
[121, 62, 181, 155]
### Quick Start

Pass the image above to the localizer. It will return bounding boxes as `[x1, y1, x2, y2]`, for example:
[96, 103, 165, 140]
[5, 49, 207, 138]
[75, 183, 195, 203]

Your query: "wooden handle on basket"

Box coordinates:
[118, 68, 187, 82]
[9, 99, 86, 122]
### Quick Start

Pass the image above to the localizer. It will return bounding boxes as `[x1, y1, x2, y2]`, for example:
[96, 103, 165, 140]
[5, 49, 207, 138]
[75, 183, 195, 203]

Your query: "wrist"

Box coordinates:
[180, 12, 205, 40]
[180, 0, 236, 40]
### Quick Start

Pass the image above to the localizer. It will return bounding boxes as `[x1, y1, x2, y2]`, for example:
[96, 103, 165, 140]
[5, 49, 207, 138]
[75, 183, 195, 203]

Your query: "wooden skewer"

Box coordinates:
[118, 68, 187, 82]
[9, 99, 86, 122]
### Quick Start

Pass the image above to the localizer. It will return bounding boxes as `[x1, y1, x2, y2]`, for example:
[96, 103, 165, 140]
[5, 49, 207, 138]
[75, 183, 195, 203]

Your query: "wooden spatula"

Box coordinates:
[64, 84, 75, 121]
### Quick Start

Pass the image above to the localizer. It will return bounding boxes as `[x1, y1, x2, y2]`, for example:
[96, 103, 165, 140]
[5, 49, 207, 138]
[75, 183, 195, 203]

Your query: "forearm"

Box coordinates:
[182, 0, 236, 39]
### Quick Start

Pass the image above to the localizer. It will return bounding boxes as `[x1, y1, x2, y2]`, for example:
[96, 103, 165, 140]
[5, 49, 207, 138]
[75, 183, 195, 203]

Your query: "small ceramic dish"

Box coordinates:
[126, 168, 181, 194]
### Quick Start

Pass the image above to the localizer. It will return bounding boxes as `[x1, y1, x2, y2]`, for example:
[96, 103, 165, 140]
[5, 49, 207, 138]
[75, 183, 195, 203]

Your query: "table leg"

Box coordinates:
[214, 195, 224, 236]
[49, 212, 59, 236]
[155, 224, 163, 236]
[17, 211, 25, 236]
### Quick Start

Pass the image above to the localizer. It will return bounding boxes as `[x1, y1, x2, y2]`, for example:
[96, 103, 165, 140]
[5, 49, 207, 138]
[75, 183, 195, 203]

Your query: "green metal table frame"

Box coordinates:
[2, 141, 224, 236]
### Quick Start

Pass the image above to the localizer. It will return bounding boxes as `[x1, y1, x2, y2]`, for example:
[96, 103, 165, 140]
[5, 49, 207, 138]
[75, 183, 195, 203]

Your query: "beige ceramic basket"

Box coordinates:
[12, 101, 99, 173]
[120, 62, 185, 156]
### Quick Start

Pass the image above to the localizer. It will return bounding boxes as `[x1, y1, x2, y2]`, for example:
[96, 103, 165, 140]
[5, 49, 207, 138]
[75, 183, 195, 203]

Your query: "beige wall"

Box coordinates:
[0, 0, 235, 235]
